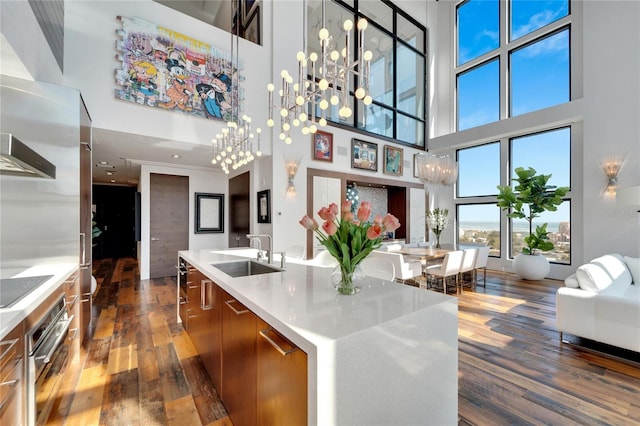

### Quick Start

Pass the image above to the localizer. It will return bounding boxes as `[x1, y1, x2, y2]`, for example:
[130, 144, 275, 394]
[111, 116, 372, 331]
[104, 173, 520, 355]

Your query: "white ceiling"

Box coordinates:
[91, 128, 223, 185]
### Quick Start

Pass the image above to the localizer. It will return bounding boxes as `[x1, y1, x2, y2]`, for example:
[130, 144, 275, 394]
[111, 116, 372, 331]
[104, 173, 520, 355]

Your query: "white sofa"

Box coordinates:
[556, 253, 640, 353]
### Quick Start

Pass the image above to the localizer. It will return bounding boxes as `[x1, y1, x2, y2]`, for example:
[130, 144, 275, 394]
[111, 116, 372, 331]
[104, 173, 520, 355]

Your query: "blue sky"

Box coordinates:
[456, 0, 570, 224]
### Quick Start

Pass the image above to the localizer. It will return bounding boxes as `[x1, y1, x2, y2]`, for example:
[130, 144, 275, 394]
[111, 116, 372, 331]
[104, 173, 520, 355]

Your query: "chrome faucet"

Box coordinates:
[246, 234, 272, 263]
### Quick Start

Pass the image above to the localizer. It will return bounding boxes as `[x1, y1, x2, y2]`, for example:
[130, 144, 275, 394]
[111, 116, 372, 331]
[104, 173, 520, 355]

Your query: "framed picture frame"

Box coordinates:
[383, 145, 403, 176]
[351, 139, 378, 172]
[243, 6, 260, 44]
[195, 193, 224, 233]
[312, 130, 333, 162]
[242, 0, 259, 25]
[257, 189, 271, 223]
[413, 153, 420, 178]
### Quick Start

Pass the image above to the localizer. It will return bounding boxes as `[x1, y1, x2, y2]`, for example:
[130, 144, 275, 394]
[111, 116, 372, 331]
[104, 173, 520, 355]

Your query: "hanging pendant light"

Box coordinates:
[212, 12, 262, 174]
[266, 0, 372, 141]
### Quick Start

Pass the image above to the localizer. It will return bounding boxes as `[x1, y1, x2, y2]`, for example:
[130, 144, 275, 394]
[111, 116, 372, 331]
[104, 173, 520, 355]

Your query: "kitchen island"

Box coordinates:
[179, 248, 458, 425]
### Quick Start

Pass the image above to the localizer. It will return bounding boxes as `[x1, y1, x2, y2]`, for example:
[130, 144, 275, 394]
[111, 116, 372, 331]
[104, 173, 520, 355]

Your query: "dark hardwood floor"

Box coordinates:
[49, 257, 640, 425]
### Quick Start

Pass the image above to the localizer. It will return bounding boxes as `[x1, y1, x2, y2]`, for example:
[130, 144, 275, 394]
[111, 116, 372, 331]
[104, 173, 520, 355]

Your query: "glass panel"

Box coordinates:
[307, 1, 352, 66]
[458, 204, 501, 257]
[511, 0, 569, 41]
[358, 1, 392, 30]
[511, 127, 570, 188]
[457, 143, 500, 197]
[510, 28, 569, 117]
[358, 102, 393, 138]
[366, 25, 394, 106]
[396, 45, 424, 117]
[457, 59, 499, 131]
[397, 113, 424, 147]
[511, 201, 570, 264]
[398, 14, 424, 51]
[457, 0, 499, 66]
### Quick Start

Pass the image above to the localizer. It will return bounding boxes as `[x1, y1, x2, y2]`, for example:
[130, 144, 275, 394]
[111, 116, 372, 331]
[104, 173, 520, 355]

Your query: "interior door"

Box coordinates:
[150, 173, 189, 278]
[228, 171, 250, 248]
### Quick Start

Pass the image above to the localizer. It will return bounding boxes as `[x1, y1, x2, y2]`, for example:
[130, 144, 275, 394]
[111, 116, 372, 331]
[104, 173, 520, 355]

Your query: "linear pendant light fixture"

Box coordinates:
[266, 0, 373, 143]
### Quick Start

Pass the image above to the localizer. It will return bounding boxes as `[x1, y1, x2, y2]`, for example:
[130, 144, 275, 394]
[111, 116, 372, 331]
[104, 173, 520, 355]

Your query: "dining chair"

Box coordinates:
[458, 248, 479, 291]
[286, 245, 306, 260]
[425, 250, 464, 294]
[360, 257, 396, 282]
[473, 246, 491, 288]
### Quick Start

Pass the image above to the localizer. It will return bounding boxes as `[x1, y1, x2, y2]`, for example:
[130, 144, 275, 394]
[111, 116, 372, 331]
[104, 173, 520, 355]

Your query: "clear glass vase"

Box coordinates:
[330, 264, 364, 295]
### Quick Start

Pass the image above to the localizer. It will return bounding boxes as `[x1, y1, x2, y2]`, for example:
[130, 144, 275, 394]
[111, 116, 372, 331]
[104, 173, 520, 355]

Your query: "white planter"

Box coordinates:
[512, 253, 550, 280]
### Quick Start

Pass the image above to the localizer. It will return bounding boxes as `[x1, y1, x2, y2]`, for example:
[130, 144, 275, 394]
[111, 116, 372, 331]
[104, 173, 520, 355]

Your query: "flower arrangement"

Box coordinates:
[299, 200, 401, 294]
[426, 207, 448, 248]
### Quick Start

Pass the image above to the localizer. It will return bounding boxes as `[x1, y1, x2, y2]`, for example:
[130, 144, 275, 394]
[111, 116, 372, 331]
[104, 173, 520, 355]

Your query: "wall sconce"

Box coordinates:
[601, 154, 626, 197]
[286, 160, 300, 198]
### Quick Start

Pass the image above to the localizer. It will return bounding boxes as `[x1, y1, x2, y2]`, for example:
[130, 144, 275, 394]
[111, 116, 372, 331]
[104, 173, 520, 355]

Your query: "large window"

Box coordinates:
[307, 0, 427, 147]
[456, 0, 570, 130]
[454, 0, 574, 266]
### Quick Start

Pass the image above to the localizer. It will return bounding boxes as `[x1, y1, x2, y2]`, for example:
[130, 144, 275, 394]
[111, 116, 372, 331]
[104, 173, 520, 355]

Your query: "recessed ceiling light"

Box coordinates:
[172, 154, 182, 159]
[110, 179, 116, 183]
[106, 171, 114, 176]
[99, 161, 109, 165]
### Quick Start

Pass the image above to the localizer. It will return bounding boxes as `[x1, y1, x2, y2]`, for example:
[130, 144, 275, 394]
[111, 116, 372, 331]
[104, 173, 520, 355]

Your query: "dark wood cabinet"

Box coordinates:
[221, 291, 257, 426]
[178, 263, 308, 425]
[256, 318, 307, 426]
[0, 321, 25, 426]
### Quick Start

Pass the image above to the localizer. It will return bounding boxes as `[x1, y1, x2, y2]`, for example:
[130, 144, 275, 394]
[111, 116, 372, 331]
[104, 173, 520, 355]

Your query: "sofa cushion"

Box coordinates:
[564, 273, 580, 288]
[623, 256, 639, 285]
[576, 263, 612, 292]
[588, 254, 632, 289]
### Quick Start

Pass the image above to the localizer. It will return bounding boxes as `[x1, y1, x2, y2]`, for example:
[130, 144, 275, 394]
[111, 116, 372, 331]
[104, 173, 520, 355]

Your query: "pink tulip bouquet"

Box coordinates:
[300, 200, 400, 293]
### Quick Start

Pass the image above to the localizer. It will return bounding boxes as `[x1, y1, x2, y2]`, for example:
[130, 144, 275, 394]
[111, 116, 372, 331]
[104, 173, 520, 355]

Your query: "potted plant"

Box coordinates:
[497, 167, 569, 280]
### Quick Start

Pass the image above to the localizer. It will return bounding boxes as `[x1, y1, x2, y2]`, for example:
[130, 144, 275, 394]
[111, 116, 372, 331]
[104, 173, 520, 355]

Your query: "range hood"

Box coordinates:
[0, 133, 56, 178]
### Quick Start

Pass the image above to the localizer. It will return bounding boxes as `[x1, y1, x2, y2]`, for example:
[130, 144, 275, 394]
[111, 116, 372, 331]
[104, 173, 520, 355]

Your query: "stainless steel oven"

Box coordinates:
[27, 296, 73, 426]
[176, 257, 188, 324]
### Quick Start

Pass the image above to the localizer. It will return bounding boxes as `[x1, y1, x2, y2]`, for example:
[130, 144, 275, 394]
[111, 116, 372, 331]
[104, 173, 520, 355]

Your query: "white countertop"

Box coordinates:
[180, 248, 454, 353]
[0, 263, 77, 338]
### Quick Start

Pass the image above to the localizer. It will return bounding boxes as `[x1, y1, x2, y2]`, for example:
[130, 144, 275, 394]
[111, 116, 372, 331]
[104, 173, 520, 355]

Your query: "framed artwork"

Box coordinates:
[413, 153, 420, 178]
[257, 189, 271, 223]
[243, 0, 259, 24]
[351, 139, 378, 172]
[312, 130, 333, 162]
[383, 145, 403, 176]
[195, 193, 224, 233]
[244, 7, 260, 44]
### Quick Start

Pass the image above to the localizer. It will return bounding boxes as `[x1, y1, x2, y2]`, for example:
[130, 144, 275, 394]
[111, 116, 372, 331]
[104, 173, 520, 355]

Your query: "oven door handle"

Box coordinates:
[35, 315, 73, 365]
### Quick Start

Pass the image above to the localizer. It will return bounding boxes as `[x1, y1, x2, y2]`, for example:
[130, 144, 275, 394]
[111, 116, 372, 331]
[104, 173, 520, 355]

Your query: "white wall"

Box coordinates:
[139, 164, 225, 279]
[63, 1, 271, 154]
[0, 0, 63, 84]
[429, 0, 640, 278]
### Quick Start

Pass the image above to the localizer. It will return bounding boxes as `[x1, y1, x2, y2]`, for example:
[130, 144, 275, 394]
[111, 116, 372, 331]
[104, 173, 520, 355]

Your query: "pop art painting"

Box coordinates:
[115, 16, 241, 122]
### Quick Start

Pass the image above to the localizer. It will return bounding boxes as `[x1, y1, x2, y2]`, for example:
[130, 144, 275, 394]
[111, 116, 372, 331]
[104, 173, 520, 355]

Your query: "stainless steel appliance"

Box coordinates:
[0, 275, 54, 308]
[0, 133, 56, 179]
[176, 257, 188, 324]
[27, 296, 73, 426]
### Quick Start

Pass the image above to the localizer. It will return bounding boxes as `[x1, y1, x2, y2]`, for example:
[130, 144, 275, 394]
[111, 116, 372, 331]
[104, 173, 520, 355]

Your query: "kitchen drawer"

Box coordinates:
[0, 321, 25, 426]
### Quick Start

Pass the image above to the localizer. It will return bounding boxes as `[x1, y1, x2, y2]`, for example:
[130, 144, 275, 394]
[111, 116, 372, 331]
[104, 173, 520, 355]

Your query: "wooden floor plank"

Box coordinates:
[49, 258, 640, 426]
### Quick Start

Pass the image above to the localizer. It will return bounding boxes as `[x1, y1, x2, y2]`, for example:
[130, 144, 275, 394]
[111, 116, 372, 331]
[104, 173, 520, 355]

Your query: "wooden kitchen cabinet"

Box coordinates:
[63, 271, 80, 362]
[0, 321, 26, 426]
[256, 317, 307, 426]
[221, 290, 257, 426]
[199, 277, 223, 393]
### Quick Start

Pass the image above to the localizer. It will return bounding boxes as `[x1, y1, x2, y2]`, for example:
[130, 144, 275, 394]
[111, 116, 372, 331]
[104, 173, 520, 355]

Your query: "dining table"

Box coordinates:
[394, 247, 450, 261]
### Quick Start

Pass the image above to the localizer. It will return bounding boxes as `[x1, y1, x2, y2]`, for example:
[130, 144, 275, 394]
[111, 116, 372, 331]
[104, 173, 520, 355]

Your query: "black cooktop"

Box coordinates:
[0, 275, 54, 308]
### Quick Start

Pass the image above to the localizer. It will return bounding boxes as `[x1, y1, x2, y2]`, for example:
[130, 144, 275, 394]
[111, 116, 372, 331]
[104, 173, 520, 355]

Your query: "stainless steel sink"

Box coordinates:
[211, 260, 282, 277]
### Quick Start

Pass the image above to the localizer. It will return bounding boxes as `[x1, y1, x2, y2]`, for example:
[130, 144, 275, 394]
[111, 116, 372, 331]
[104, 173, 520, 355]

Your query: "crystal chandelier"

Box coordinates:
[415, 153, 459, 197]
[266, 1, 373, 143]
[212, 20, 262, 174]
